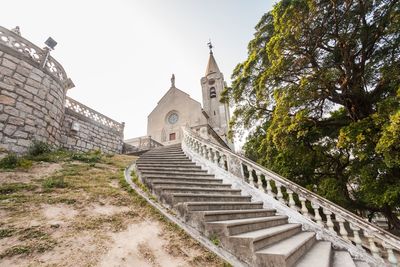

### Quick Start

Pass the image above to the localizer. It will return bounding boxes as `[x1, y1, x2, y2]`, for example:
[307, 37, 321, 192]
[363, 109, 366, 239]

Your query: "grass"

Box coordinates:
[0, 183, 37, 194]
[0, 151, 227, 266]
[209, 234, 221, 246]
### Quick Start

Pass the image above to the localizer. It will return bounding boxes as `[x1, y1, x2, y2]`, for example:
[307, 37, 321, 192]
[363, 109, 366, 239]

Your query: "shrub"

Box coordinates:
[0, 154, 32, 170]
[0, 154, 19, 169]
[28, 141, 52, 157]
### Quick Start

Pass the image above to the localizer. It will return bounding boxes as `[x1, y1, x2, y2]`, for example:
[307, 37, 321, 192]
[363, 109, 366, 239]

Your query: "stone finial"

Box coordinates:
[11, 26, 21, 36]
[171, 74, 175, 88]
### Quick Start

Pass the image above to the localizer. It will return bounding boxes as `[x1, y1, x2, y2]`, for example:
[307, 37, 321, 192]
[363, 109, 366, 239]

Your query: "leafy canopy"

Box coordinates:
[223, 0, 400, 229]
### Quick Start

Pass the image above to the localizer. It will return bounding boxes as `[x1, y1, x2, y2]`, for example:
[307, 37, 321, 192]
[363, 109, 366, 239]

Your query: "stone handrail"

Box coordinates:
[65, 97, 124, 134]
[182, 127, 399, 267]
[123, 136, 163, 154]
[0, 26, 67, 84]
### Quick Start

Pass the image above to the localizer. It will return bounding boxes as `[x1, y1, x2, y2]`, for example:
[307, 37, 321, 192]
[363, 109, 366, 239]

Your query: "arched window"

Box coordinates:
[210, 87, 216, 98]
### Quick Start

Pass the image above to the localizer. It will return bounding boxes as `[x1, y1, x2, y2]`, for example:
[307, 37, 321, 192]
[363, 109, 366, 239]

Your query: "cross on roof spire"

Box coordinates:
[207, 40, 213, 54]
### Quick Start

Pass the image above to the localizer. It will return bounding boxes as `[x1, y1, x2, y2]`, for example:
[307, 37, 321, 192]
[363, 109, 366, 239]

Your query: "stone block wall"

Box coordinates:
[0, 48, 66, 153]
[0, 26, 124, 154]
[60, 101, 123, 154]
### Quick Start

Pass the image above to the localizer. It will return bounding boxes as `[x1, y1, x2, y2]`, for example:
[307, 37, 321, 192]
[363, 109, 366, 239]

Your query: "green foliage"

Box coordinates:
[28, 141, 53, 157]
[71, 150, 102, 163]
[209, 234, 220, 246]
[0, 183, 37, 194]
[0, 154, 32, 170]
[42, 177, 67, 189]
[225, 0, 400, 229]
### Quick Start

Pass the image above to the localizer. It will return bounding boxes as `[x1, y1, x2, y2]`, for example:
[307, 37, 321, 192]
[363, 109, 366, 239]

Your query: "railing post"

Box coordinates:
[299, 197, 309, 219]
[350, 223, 363, 249]
[276, 182, 285, 204]
[311, 202, 323, 227]
[323, 209, 335, 233]
[365, 231, 381, 259]
[265, 176, 273, 196]
[286, 189, 296, 210]
[336, 215, 349, 241]
[256, 171, 265, 193]
[383, 242, 398, 267]
[247, 166, 254, 187]
[213, 150, 219, 165]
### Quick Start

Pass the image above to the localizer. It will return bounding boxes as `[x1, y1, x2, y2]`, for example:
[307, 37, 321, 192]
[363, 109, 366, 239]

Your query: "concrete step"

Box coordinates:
[226, 223, 302, 264]
[152, 181, 232, 189]
[332, 251, 356, 267]
[170, 193, 252, 205]
[144, 176, 223, 185]
[140, 153, 187, 158]
[136, 162, 198, 167]
[140, 170, 213, 177]
[139, 157, 190, 161]
[157, 187, 242, 196]
[179, 201, 265, 212]
[230, 223, 302, 253]
[255, 231, 316, 267]
[206, 215, 288, 236]
[136, 159, 194, 164]
[138, 166, 205, 172]
[203, 209, 277, 222]
[295, 241, 332, 267]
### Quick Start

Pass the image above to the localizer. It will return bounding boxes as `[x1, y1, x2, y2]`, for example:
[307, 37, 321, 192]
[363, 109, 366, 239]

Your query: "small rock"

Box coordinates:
[50, 223, 60, 228]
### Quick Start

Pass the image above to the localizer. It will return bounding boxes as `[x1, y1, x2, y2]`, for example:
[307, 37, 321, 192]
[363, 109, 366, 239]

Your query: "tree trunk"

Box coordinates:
[383, 205, 400, 234]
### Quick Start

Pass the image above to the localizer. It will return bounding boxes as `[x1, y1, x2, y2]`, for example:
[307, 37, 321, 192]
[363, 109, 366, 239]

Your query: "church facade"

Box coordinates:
[146, 49, 233, 149]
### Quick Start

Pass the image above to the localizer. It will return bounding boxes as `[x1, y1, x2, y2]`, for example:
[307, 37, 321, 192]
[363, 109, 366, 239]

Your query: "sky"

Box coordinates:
[2, 0, 275, 142]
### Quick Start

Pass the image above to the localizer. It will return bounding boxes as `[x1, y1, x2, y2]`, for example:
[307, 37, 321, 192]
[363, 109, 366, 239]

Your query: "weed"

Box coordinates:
[0, 228, 15, 239]
[0, 154, 32, 170]
[71, 150, 102, 163]
[0, 245, 32, 258]
[209, 234, 220, 246]
[19, 227, 48, 241]
[42, 177, 67, 189]
[0, 183, 37, 194]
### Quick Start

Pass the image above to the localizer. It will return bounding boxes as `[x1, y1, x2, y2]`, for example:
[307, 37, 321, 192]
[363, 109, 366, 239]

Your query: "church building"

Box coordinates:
[147, 47, 233, 150]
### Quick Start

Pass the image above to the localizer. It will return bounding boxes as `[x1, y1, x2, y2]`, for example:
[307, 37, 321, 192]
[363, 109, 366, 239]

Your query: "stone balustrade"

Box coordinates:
[65, 97, 124, 134]
[182, 127, 399, 267]
[0, 26, 67, 84]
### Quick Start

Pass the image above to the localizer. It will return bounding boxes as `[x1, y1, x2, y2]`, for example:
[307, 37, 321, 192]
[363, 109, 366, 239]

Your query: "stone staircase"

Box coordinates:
[136, 144, 369, 267]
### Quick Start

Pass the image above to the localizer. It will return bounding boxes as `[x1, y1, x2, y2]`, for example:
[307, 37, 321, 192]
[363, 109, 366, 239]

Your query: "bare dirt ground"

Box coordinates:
[0, 155, 226, 267]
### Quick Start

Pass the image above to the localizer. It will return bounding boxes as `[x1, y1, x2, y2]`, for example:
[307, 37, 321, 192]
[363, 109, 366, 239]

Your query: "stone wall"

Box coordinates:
[60, 98, 124, 154]
[0, 26, 124, 154]
[0, 47, 67, 153]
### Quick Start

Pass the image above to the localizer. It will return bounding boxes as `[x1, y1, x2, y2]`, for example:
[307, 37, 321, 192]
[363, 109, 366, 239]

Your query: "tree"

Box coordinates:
[223, 0, 400, 230]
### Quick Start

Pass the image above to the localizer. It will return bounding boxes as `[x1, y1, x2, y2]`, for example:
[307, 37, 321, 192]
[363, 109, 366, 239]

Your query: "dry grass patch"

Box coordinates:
[0, 152, 228, 266]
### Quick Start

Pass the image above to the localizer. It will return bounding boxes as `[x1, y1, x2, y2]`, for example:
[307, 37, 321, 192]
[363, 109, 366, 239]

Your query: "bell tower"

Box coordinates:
[201, 43, 232, 148]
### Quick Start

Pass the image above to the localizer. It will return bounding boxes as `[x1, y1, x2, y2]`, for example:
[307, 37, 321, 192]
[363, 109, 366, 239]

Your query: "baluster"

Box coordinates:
[207, 147, 213, 161]
[276, 182, 285, 204]
[218, 153, 225, 169]
[222, 154, 228, 171]
[323, 209, 335, 232]
[247, 166, 254, 187]
[265, 176, 273, 196]
[336, 216, 349, 241]
[383, 242, 398, 267]
[365, 231, 380, 259]
[203, 145, 208, 159]
[349, 223, 363, 250]
[311, 203, 323, 226]
[256, 171, 265, 193]
[286, 190, 296, 210]
[213, 150, 219, 164]
[299, 197, 310, 219]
